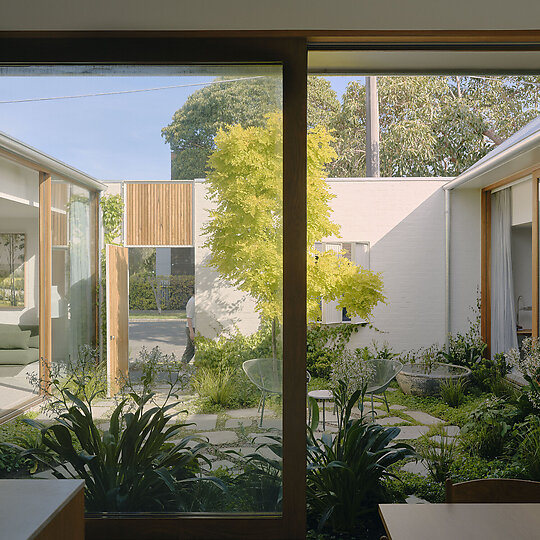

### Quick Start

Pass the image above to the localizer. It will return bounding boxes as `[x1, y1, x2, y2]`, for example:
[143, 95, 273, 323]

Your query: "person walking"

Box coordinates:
[182, 295, 195, 363]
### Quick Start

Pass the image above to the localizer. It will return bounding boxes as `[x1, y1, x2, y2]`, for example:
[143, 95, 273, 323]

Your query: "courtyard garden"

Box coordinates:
[1, 311, 540, 538]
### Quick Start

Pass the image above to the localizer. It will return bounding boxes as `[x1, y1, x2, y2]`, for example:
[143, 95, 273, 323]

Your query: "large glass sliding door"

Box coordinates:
[51, 178, 97, 366]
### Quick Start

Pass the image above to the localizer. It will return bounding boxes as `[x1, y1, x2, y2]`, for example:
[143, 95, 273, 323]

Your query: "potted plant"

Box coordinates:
[396, 345, 471, 396]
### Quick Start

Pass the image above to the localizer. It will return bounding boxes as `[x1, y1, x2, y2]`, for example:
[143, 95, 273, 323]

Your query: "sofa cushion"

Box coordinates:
[0, 348, 38, 365]
[28, 335, 39, 349]
[0, 328, 30, 350]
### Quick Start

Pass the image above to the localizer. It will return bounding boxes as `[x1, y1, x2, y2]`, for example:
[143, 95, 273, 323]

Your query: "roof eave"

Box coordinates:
[0, 131, 106, 192]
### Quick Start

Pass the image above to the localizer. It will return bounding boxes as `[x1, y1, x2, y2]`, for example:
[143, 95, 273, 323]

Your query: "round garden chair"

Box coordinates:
[364, 358, 403, 420]
[242, 358, 282, 427]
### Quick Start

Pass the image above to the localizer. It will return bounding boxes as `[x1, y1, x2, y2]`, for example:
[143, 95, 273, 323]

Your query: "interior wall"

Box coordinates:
[512, 178, 533, 226]
[0, 216, 39, 325]
[0, 156, 39, 207]
[512, 225, 533, 330]
[449, 188, 481, 336]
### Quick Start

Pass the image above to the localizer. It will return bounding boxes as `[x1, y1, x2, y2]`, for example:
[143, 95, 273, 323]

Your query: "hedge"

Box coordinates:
[129, 274, 194, 311]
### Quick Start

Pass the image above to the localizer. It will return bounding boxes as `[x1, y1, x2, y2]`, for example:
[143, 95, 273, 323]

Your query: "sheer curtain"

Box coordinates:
[491, 188, 518, 356]
[68, 186, 94, 362]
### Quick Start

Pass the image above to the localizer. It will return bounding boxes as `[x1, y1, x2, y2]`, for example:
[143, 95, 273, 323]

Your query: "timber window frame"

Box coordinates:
[0, 36, 307, 540]
[4, 29, 540, 540]
[481, 169, 540, 357]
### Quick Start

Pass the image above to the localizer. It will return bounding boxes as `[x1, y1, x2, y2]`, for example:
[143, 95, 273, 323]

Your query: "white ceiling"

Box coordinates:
[1, 0, 540, 31]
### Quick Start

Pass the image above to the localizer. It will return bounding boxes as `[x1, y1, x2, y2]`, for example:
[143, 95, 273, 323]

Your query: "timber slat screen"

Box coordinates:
[125, 182, 192, 246]
[51, 182, 68, 247]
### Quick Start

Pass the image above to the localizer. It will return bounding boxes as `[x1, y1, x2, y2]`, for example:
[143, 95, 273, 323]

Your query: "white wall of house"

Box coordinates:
[195, 177, 462, 354]
[322, 178, 448, 354]
[448, 188, 482, 336]
[194, 181, 260, 338]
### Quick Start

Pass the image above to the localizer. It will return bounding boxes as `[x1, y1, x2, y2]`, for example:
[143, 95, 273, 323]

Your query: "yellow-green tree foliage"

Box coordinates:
[204, 112, 385, 323]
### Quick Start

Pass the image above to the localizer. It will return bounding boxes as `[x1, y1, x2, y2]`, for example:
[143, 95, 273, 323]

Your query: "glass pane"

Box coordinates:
[0, 163, 40, 416]
[0, 65, 283, 515]
[51, 179, 97, 366]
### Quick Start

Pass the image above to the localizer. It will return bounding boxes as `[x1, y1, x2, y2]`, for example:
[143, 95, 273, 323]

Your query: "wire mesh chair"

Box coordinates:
[242, 358, 282, 427]
[364, 359, 403, 420]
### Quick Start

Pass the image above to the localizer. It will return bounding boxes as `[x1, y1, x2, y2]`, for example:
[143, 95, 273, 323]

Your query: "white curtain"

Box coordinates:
[68, 186, 94, 362]
[491, 188, 518, 355]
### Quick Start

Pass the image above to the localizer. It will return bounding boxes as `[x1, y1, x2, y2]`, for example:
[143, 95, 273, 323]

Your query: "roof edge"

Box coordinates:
[444, 129, 540, 191]
[0, 131, 105, 192]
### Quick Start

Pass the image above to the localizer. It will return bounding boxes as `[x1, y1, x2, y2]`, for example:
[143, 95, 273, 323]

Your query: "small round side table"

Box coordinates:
[307, 389, 334, 430]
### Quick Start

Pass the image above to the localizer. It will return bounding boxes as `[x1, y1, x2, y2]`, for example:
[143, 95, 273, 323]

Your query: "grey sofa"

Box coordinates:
[0, 323, 39, 375]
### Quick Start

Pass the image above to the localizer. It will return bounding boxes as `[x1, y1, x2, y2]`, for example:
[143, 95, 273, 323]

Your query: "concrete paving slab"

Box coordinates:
[260, 418, 282, 430]
[404, 411, 444, 425]
[210, 460, 236, 470]
[444, 425, 460, 437]
[248, 433, 281, 445]
[226, 408, 261, 418]
[406, 494, 430, 504]
[401, 460, 429, 477]
[196, 431, 238, 445]
[390, 404, 407, 410]
[224, 418, 255, 429]
[184, 414, 218, 430]
[376, 416, 409, 426]
[393, 425, 430, 440]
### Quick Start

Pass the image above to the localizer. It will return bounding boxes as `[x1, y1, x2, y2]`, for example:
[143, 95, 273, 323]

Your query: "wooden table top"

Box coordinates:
[0, 479, 84, 540]
[379, 503, 540, 540]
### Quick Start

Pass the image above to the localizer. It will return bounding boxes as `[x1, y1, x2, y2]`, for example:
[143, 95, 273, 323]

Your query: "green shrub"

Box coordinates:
[195, 323, 274, 371]
[416, 426, 456, 483]
[0, 418, 42, 477]
[387, 470, 445, 503]
[129, 274, 194, 310]
[440, 377, 466, 407]
[193, 365, 236, 407]
[515, 415, 540, 481]
[18, 390, 219, 512]
[306, 323, 361, 379]
[460, 397, 515, 459]
[306, 381, 415, 533]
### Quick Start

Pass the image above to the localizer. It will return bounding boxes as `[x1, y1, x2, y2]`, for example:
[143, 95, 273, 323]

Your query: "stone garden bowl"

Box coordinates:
[396, 362, 471, 396]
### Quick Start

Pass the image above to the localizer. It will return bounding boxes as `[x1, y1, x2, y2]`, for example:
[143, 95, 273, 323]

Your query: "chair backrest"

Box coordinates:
[446, 478, 540, 503]
[242, 358, 282, 394]
[365, 358, 403, 393]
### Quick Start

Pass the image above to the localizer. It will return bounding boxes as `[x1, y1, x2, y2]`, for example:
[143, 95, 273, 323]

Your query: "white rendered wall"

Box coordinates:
[322, 178, 448, 354]
[194, 181, 260, 339]
[449, 188, 481, 336]
[195, 177, 451, 352]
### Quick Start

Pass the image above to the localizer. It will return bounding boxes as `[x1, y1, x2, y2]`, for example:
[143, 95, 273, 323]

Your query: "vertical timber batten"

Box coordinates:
[481, 189, 491, 356]
[282, 38, 308, 539]
[39, 172, 52, 387]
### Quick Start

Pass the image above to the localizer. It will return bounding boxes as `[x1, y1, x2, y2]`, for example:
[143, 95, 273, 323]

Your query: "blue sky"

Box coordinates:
[0, 74, 356, 180]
